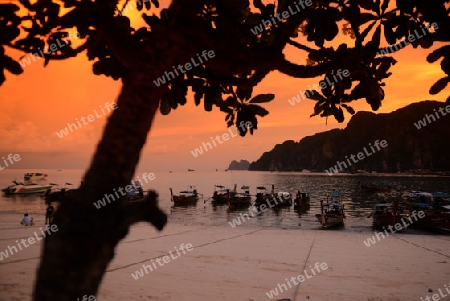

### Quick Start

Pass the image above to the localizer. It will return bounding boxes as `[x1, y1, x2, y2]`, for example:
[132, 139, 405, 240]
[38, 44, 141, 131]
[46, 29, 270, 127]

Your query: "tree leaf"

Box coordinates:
[426, 45, 450, 63]
[236, 86, 252, 101]
[358, 0, 374, 10]
[429, 77, 450, 95]
[332, 106, 344, 122]
[249, 93, 275, 103]
[305, 90, 326, 101]
[253, 0, 265, 12]
[341, 104, 355, 115]
[3, 55, 23, 75]
[151, 0, 159, 8]
[248, 104, 269, 117]
[310, 102, 325, 117]
[367, 25, 381, 49]
[381, 0, 390, 13]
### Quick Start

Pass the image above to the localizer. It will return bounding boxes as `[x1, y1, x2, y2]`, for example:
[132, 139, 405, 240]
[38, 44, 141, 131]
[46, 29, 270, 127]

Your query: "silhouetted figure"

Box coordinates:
[46, 203, 55, 224]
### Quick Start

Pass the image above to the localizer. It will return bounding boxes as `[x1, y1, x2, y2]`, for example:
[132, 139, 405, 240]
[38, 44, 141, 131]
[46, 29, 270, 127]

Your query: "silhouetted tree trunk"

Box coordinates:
[33, 74, 168, 300]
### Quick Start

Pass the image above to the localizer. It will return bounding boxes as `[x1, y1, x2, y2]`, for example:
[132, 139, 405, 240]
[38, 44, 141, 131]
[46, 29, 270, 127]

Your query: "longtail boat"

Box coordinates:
[228, 185, 251, 208]
[254, 186, 273, 207]
[315, 191, 345, 229]
[212, 185, 233, 205]
[403, 191, 450, 234]
[370, 202, 407, 231]
[170, 186, 199, 205]
[294, 190, 310, 209]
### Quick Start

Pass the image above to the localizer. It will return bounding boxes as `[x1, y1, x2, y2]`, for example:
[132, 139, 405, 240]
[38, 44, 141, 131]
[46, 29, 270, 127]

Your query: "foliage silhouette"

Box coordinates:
[1, 0, 449, 299]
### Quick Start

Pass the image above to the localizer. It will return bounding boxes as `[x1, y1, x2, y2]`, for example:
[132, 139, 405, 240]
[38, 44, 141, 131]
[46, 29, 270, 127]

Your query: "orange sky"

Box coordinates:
[0, 2, 447, 171]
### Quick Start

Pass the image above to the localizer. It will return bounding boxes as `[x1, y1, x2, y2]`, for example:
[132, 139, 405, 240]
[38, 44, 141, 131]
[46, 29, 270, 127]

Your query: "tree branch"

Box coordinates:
[288, 39, 320, 53]
[276, 58, 331, 78]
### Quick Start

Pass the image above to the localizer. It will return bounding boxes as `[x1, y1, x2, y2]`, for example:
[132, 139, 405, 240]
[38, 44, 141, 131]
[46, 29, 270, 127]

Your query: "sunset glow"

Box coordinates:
[0, 2, 447, 171]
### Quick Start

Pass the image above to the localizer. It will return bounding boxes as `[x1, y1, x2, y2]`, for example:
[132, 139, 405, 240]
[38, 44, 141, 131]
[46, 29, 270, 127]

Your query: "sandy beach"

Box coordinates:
[0, 211, 449, 301]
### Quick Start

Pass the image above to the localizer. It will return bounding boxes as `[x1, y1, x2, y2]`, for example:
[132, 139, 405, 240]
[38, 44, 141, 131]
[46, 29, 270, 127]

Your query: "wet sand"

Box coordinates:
[0, 212, 449, 301]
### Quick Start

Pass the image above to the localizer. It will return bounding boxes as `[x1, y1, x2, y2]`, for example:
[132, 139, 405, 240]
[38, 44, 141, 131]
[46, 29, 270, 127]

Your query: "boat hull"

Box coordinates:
[413, 213, 450, 234]
[125, 197, 146, 205]
[2, 185, 52, 195]
[45, 188, 78, 201]
[294, 195, 310, 209]
[172, 195, 198, 205]
[228, 196, 251, 208]
[212, 193, 232, 205]
[372, 213, 408, 231]
[316, 213, 344, 228]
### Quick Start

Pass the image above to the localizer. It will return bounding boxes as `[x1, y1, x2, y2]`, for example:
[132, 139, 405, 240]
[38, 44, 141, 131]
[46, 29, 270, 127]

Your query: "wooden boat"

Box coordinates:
[294, 190, 310, 209]
[404, 191, 450, 233]
[402, 190, 433, 204]
[228, 185, 251, 208]
[370, 202, 407, 230]
[315, 191, 345, 228]
[124, 181, 146, 205]
[212, 185, 233, 205]
[432, 192, 450, 206]
[254, 186, 273, 206]
[273, 191, 292, 208]
[170, 186, 199, 205]
[254, 185, 291, 208]
[44, 183, 77, 202]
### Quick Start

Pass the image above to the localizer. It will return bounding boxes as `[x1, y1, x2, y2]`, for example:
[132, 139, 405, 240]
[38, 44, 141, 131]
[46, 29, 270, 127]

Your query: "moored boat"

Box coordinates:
[44, 183, 77, 202]
[170, 186, 199, 205]
[273, 191, 292, 208]
[228, 185, 251, 208]
[2, 181, 53, 195]
[315, 191, 345, 228]
[370, 202, 407, 231]
[404, 191, 450, 234]
[254, 186, 273, 206]
[125, 181, 145, 203]
[212, 185, 233, 205]
[294, 190, 310, 209]
[24, 172, 48, 182]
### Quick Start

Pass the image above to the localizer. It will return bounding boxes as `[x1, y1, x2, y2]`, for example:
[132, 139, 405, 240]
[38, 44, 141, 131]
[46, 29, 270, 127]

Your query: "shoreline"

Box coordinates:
[0, 212, 449, 300]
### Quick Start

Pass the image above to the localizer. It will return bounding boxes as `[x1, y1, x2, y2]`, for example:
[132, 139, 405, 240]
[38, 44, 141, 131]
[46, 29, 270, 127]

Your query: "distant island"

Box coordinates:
[249, 101, 450, 173]
[228, 160, 250, 170]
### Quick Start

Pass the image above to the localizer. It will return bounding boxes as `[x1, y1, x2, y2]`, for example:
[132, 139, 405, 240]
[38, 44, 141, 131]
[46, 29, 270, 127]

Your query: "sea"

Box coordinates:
[1, 169, 450, 234]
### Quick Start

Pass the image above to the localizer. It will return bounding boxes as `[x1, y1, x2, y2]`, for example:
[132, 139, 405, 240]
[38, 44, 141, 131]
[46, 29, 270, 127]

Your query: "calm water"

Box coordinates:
[1, 169, 450, 234]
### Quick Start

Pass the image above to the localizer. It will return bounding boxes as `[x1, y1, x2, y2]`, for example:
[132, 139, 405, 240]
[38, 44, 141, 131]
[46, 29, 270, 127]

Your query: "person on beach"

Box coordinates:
[45, 203, 55, 224]
[20, 213, 34, 226]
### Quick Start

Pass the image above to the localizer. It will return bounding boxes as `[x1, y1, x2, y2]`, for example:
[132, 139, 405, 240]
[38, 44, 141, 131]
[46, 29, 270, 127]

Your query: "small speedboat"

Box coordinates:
[2, 181, 53, 195]
[24, 172, 48, 181]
